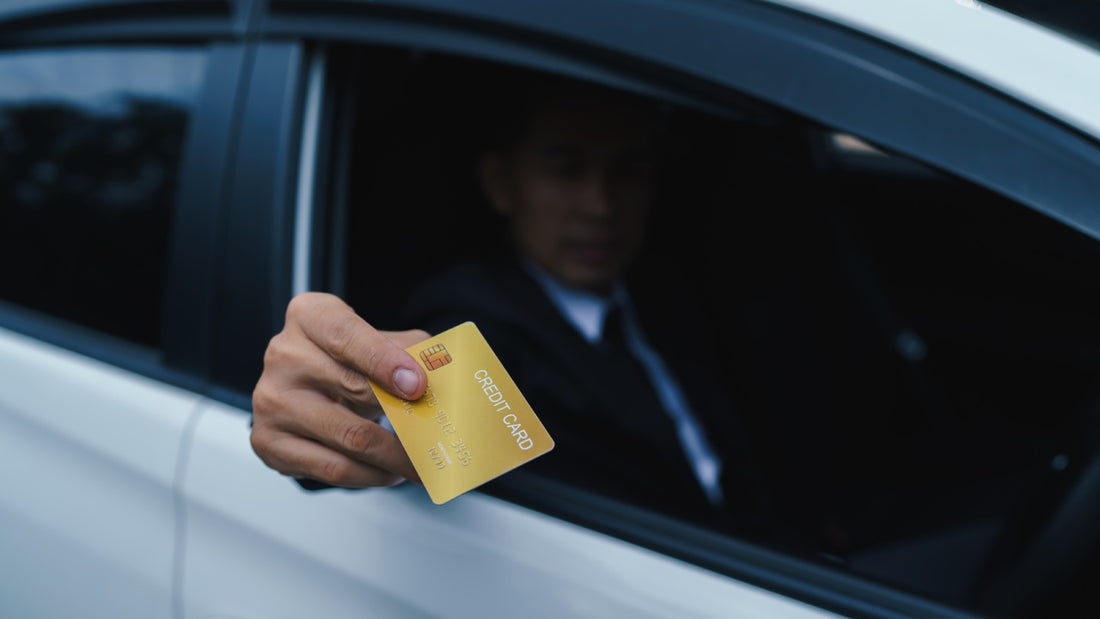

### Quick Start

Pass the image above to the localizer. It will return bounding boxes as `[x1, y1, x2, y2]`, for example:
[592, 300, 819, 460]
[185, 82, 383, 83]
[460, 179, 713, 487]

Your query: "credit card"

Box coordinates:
[369, 321, 554, 504]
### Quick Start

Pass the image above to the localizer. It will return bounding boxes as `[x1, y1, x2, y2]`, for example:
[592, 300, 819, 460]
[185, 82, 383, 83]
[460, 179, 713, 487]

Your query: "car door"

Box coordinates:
[0, 3, 249, 617]
[179, 0, 1100, 618]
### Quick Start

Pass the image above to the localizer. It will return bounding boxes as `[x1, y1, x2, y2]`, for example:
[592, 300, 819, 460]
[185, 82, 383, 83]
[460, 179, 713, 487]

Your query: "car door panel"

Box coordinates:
[179, 401, 842, 618]
[0, 326, 202, 619]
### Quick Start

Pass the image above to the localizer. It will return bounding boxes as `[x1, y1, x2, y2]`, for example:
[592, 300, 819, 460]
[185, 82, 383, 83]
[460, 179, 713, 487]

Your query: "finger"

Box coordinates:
[308, 329, 433, 419]
[258, 325, 379, 420]
[255, 430, 409, 488]
[252, 377, 419, 484]
[276, 388, 421, 483]
[385, 329, 433, 350]
[287, 293, 429, 401]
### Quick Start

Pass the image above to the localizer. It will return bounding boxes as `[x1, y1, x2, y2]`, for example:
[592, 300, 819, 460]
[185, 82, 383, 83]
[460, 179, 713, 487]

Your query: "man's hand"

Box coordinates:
[251, 292, 429, 488]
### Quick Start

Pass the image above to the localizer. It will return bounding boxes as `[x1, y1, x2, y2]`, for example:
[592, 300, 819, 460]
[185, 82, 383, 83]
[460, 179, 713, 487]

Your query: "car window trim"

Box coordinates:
[261, 0, 1100, 242]
[0, 0, 247, 43]
[291, 46, 325, 295]
[162, 42, 256, 388]
[208, 40, 306, 396]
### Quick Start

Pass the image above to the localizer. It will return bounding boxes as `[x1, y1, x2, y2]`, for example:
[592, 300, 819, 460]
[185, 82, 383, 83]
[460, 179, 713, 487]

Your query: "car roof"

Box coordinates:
[765, 0, 1100, 141]
[4, 0, 1099, 142]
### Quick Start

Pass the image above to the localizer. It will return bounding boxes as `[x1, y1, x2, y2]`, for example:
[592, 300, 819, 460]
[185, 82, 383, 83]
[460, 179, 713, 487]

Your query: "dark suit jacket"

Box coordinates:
[399, 254, 774, 536]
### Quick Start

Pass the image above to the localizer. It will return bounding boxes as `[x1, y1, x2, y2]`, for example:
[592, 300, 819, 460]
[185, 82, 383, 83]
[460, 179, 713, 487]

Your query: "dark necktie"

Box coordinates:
[600, 307, 635, 358]
[600, 307, 663, 406]
[598, 306, 668, 425]
[600, 305, 726, 507]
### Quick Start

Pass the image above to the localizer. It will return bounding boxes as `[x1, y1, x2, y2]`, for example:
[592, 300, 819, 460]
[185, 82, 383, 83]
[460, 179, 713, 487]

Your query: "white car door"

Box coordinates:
[179, 399, 842, 619]
[0, 36, 220, 619]
[0, 327, 201, 619]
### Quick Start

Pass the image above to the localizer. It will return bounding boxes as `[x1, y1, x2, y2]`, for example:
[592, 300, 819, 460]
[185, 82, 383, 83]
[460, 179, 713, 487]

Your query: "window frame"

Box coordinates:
[205, 39, 308, 406]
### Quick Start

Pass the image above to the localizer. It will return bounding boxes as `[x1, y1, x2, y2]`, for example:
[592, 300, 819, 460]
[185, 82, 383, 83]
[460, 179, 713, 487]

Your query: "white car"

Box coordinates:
[2, 0, 1099, 617]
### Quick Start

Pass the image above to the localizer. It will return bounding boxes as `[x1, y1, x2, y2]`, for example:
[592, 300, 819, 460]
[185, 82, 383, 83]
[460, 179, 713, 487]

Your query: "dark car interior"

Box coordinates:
[332, 47, 1100, 618]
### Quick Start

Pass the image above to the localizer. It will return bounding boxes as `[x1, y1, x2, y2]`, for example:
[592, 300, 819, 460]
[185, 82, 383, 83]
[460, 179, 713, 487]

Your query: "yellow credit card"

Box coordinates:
[369, 321, 554, 504]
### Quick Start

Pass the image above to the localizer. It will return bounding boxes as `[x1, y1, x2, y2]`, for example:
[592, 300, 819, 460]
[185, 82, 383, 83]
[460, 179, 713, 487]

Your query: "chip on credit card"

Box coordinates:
[368, 321, 554, 504]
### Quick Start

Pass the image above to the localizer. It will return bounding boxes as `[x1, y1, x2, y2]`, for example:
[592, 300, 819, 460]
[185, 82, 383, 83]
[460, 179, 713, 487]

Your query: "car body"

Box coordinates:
[2, 0, 1099, 617]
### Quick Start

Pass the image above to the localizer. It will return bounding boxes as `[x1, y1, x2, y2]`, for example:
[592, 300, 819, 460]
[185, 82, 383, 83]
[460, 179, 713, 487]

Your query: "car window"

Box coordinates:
[322, 45, 1100, 617]
[0, 46, 206, 349]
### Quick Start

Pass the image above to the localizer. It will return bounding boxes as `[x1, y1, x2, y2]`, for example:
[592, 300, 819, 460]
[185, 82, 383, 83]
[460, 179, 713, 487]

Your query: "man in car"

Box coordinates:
[251, 71, 779, 541]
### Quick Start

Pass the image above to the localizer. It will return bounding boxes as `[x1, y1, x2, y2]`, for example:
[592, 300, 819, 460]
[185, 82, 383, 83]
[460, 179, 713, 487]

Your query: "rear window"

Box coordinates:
[0, 46, 206, 349]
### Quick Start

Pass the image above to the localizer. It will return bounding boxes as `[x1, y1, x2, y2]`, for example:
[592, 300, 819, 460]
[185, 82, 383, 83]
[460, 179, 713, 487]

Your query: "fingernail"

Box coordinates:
[393, 368, 420, 398]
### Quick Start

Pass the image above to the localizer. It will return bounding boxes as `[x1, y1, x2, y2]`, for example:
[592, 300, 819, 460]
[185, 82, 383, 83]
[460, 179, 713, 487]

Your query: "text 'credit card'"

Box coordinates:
[369, 321, 554, 504]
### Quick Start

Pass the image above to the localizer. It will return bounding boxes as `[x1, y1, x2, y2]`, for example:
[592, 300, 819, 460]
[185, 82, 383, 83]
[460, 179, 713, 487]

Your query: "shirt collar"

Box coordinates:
[521, 258, 628, 344]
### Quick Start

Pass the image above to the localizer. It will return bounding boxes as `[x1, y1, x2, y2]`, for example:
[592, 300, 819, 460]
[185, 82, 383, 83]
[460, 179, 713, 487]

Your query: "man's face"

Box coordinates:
[481, 92, 659, 294]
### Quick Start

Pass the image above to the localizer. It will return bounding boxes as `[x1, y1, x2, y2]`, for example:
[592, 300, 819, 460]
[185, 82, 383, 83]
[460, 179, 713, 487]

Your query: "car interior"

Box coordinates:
[326, 46, 1100, 618]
